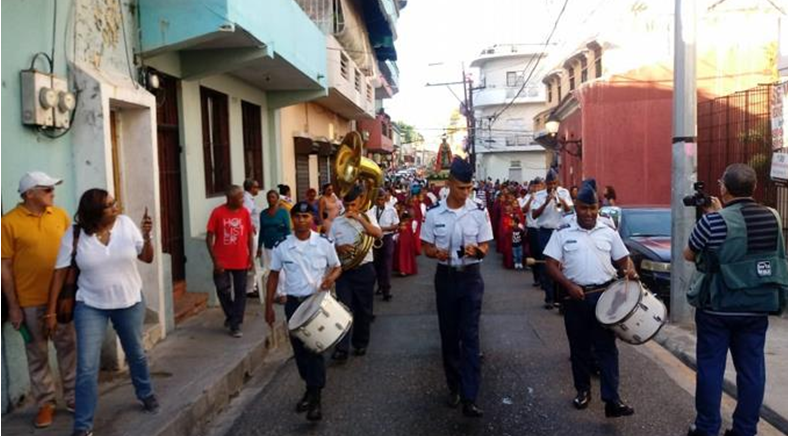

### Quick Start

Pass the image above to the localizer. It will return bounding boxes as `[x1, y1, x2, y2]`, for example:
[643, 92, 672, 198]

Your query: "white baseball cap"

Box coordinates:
[18, 171, 63, 194]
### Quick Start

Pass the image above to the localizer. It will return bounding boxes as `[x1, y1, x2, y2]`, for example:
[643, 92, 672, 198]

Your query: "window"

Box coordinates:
[580, 58, 588, 83]
[366, 83, 373, 103]
[340, 53, 350, 80]
[506, 71, 523, 87]
[354, 68, 361, 92]
[242, 101, 263, 187]
[594, 49, 602, 78]
[200, 87, 231, 197]
[510, 160, 521, 168]
[569, 66, 575, 91]
[547, 84, 552, 103]
[557, 84, 562, 101]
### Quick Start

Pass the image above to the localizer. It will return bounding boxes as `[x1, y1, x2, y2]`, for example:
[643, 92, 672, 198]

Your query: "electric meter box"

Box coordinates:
[21, 70, 55, 127]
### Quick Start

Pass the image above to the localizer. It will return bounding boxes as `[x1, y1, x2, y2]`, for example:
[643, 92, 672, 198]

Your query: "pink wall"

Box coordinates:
[576, 82, 673, 206]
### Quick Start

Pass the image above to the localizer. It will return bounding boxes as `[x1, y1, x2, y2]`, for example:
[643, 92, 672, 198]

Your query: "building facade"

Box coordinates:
[471, 45, 548, 183]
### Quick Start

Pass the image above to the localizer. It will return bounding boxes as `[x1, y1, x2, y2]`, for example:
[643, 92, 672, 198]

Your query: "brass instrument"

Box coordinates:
[334, 132, 384, 270]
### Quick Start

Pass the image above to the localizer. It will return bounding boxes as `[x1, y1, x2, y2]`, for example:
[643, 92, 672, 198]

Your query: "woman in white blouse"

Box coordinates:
[45, 189, 157, 436]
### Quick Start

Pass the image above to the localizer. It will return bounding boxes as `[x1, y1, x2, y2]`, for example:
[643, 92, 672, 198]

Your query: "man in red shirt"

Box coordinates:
[206, 185, 254, 337]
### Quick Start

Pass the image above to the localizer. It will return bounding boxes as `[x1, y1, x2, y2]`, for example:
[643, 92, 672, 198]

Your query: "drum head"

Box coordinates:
[595, 280, 642, 325]
[288, 292, 324, 330]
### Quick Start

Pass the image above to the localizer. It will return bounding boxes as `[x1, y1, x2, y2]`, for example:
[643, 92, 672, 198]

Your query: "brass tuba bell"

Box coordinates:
[333, 131, 384, 270]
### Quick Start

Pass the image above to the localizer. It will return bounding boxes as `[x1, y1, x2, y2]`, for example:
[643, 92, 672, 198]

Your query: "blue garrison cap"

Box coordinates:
[343, 184, 364, 203]
[545, 168, 559, 182]
[291, 201, 314, 217]
[576, 178, 598, 204]
[449, 157, 474, 183]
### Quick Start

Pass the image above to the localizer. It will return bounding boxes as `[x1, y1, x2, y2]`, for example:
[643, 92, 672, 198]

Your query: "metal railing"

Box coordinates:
[697, 83, 788, 243]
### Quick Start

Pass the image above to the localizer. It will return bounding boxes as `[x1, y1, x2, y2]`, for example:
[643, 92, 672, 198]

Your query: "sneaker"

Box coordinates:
[34, 403, 55, 428]
[231, 329, 243, 338]
[66, 400, 76, 413]
[71, 431, 94, 436]
[141, 395, 160, 414]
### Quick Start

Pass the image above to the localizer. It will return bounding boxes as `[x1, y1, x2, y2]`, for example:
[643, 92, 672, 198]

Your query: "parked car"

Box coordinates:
[599, 206, 672, 303]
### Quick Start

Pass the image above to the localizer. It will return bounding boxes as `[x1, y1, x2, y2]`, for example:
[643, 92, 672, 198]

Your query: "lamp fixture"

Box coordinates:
[544, 113, 582, 158]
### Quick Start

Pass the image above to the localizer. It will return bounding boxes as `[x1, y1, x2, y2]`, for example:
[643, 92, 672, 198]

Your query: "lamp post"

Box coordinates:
[545, 114, 582, 159]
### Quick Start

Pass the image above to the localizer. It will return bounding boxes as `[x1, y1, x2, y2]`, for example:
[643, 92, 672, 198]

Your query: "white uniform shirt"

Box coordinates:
[269, 231, 340, 297]
[386, 196, 399, 209]
[532, 187, 573, 229]
[373, 204, 400, 235]
[543, 219, 629, 286]
[521, 194, 539, 228]
[420, 198, 494, 267]
[243, 191, 260, 232]
[55, 215, 145, 309]
[328, 209, 381, 265]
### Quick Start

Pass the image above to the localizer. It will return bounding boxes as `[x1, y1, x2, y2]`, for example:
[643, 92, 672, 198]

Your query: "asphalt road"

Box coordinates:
[223, 253, 705, 436]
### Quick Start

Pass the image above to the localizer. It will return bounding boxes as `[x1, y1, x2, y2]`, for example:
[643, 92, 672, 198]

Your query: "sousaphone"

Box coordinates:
[334, 131, 384, 270]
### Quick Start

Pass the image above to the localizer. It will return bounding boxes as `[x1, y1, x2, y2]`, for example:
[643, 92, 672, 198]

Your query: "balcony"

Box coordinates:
[474, 84, 545, 108]
[139, 0, 327, 96]
[358, 112, 394, 154]
[314, 36, 375, 119]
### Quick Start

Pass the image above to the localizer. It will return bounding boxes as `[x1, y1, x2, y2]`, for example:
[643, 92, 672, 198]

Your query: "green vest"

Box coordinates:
[687, 202, 788, 314]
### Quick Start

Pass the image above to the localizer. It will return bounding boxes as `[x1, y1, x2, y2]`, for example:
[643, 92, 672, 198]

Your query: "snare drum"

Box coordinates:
[595, 280, 666, 345]
[288, 292, 353, 353]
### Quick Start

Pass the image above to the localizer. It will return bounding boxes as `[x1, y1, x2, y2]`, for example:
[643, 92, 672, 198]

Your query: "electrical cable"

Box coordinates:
[489, 0, 570, 123]
[118, 0, 139, 89]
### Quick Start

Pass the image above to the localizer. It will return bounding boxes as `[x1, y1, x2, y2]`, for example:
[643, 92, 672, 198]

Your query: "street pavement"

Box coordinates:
[220, 253, 763, 436]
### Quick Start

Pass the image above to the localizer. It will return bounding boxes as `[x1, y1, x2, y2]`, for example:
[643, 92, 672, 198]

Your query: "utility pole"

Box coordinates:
[670, 0, 697, 325]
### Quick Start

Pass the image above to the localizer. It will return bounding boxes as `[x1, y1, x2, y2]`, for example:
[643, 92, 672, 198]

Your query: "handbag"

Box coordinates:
[56, 225, 80, 324]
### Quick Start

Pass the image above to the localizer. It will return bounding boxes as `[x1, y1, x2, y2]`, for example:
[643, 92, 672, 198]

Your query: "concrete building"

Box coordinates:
[533, 0, 782, 204]
[471, 44, 548, 183]
[282, 0, 404, 200]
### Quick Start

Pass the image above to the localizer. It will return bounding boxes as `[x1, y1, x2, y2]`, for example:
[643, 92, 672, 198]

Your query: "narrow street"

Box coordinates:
[222, 253, 703, 436]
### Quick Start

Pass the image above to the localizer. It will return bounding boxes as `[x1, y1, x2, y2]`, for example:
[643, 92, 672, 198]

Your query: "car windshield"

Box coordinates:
[621, 209, 671, 238]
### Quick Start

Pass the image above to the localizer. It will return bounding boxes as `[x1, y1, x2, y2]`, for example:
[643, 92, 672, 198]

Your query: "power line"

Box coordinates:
[489, 0, 570, 123]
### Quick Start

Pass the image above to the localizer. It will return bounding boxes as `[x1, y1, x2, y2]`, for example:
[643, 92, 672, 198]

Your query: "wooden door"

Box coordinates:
[295, 154, 310, 201]
[110, 111, 123, 209]
[156, 73, 187, 288]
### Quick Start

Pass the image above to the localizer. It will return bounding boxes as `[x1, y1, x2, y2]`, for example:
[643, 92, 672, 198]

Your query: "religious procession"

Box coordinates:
[3, 1, 788, 436]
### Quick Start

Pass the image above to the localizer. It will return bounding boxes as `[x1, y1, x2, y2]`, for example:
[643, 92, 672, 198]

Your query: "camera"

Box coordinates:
[682, 181, 711, 208]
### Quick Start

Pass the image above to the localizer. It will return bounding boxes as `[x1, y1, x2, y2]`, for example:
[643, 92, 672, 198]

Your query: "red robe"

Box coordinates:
[412, 200, 423, 256]
[500, 214, 514, 269]
[395, 219, 418, 275]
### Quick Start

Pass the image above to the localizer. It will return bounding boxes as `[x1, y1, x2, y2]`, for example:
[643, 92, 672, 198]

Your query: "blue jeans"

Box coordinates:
[73, 301, 154, 431]
[512, 245, 523, 265]
[694, 310, 768, 436]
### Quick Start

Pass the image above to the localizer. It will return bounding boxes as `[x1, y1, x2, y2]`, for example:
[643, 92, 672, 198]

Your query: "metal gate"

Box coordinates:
[697, 84, 788, 244]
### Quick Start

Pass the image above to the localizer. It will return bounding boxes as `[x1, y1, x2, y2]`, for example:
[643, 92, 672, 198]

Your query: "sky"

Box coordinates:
[384, 0, 609, 150]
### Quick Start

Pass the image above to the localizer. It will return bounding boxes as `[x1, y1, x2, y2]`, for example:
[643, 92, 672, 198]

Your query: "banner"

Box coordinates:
[771, 82, 788, 151]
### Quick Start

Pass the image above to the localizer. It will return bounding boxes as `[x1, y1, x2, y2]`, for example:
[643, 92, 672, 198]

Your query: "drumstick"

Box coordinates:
[525, 257, 545, 266]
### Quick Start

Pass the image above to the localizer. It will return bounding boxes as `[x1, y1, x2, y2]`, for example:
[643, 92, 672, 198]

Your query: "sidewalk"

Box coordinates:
[1, 303, 289, 436]
[654, 314, 788, 434]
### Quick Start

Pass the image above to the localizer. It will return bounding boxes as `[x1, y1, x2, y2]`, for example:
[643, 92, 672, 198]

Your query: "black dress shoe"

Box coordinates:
[295, 391, 311, 413]
[687, 427, 709, 436]
[604, 400, 634, 418]
[331, 350, 348, 362]
[306, 398, 322, 421]
[723, 430, 740, 436]
[382, 294, 392, 301]
[353, 347, 367, 356]
[543, 303, 554, 310]
[446, 392, 461, 408]
[573, 390, 591, 410]
[462, 402, 484, 418]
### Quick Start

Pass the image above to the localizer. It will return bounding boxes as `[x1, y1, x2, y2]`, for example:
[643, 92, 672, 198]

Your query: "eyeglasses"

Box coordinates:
[104, 200, 118, 210]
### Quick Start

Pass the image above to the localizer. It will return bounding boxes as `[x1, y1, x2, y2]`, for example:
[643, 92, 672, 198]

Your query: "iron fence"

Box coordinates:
[697, 84, 788, 243]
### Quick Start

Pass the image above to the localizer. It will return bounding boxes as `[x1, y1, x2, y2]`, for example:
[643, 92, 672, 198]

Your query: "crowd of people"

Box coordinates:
[2, 160, 785, 436]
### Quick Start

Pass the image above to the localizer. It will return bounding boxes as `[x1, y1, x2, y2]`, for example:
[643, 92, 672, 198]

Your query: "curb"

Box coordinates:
[653, 328, 788, 435]
[148, 318, 290, 436]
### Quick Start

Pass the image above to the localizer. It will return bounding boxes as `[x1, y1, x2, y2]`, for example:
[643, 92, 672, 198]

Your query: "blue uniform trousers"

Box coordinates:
[694, 310, 768, 436]
[335, 263, 376, 353]
[562, 292, 620, 402]
[373, 234, 395, 297]
[285, 296, 326, 390]
[527, 226, 541, 284]
[537, 228, 556, 303]
[435, 264, 484, 402]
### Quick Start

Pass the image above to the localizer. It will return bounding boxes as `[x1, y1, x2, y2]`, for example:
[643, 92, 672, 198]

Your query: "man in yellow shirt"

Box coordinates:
[1, 171, 76, 428]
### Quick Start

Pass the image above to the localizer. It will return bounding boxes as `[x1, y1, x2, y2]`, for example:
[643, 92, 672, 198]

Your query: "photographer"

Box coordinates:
[683, 164, 787, 436]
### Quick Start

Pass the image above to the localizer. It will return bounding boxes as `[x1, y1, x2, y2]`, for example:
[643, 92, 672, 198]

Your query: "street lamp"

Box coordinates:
[544, 113, 582, 158]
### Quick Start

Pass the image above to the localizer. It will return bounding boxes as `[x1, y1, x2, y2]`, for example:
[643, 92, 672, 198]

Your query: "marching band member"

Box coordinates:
[421, 158, 493, 418]
[326, 185, 383, 361]
[372, 189, 400, 301]
[543, 179, 638, 418]
[265, 202, 342, 422]
[531, 169, 573, 309]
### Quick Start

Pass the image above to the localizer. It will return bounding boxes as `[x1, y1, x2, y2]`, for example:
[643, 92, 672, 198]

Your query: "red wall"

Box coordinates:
[575, 82, 673, 206]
